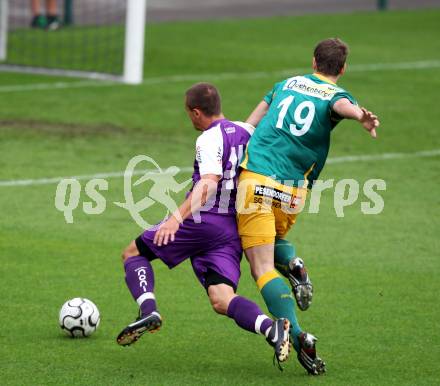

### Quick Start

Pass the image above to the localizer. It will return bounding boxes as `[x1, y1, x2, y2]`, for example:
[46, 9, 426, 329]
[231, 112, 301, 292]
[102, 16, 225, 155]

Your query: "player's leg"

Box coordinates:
[118, 217, 224, 346]
[30, 0, 46, 28]
[237, 171, 325, 374]
[188, 218, 291, 363]
[207, 282, 271, 334]
[117, 238, 162, 346]
[121, 239, 158, 318]
[207, 282, 291, 363]
[274, 189, 324, 374]
[274, 237, 296, 277]
[45, 0, 60, 30]
[244, 243, 302, 351]
[31, 0, 41, 15]
[275, 238, 313, 311]
[236, 172, 303, 349]
[190, 231, 273, 335]
[274, 202, 313, 311]
[245, 243, 324, 374]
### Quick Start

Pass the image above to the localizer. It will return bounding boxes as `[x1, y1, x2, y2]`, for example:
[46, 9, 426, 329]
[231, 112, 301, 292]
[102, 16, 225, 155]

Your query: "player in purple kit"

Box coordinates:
[117, 83, 291, 364]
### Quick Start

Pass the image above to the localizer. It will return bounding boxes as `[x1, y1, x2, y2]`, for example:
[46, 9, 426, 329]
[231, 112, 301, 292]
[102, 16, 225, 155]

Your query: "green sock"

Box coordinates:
[258, 270, 301, 351]
[274, 238, 296, 277]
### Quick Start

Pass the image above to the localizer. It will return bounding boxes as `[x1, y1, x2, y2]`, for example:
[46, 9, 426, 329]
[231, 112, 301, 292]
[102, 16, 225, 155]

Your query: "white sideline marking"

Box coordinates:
[326, 149, 440, 164]
[1, 149, 439, 188]
[0, 59, 439, 93]
[0, 80, 114, 92]
[0, 167, 193, 187]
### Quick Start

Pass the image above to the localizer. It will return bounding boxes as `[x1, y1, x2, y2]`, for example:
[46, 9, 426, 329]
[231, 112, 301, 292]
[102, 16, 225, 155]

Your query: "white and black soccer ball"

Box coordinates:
[59, 298, 100, 337]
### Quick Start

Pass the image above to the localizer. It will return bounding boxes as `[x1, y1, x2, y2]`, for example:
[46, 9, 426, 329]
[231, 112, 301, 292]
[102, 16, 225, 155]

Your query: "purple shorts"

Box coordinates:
[136, 213, 242, 290]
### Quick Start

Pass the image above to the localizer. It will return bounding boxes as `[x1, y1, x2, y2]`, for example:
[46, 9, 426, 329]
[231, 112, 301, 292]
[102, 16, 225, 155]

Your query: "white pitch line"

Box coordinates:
[0, 59, 439, 93]
[326, 149, 440, 164]
[0, 80, 115, 93]
[1, 149, 439, 188]
[0, 167, 194, 187]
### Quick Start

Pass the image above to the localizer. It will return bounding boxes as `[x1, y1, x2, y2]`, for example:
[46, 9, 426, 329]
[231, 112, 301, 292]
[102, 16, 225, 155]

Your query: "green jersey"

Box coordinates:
[241, 73, 357, 188]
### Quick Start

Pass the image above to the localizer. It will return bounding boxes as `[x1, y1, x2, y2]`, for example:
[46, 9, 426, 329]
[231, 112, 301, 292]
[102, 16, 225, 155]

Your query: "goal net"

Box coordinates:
[0, 0, 147, 84]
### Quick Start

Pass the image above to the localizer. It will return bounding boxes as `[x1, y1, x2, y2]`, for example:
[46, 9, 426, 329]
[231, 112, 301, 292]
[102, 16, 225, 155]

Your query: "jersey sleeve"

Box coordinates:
[329, 90, 358, 123]
[233, 121, 255, 136]
[195, 128, 224, 176]
[263, 81, 283, 105]
[329, 90, 358, 109]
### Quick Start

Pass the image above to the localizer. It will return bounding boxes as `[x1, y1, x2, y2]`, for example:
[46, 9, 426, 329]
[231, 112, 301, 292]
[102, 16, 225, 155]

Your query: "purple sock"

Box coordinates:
[227, 296, 273, 335]
[124, 255, 157, 316]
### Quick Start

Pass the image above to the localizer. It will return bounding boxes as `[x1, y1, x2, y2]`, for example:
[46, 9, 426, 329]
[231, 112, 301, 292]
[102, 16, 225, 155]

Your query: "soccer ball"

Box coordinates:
[59, 298, 100, 337]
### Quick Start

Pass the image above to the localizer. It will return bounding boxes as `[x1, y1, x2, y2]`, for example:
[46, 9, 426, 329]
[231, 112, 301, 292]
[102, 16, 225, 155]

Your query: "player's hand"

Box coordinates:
[360, 107, 380, 138]
[153, 216, 180, 246]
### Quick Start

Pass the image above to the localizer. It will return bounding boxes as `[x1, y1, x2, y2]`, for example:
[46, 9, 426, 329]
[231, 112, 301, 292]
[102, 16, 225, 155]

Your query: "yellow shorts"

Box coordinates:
[236, 170, 307, 250]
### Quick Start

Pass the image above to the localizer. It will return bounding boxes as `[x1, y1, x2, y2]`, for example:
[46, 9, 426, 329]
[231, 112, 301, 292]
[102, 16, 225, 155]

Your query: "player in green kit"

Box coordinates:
[236, 38, 380, 374]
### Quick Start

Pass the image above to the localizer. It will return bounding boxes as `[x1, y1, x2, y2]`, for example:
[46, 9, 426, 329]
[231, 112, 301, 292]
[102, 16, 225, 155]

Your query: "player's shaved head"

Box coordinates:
[313, 38, 349, 76]
[185, 83, 222, 116]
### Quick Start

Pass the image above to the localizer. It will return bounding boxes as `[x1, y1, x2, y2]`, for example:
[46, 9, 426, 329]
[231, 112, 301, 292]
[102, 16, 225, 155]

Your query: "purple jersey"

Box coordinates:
[137, 119, 253, 289]
[189, 119, 254, 217]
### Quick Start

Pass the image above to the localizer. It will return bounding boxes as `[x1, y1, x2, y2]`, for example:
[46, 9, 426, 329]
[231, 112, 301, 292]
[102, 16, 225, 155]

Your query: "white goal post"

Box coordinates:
[123, 0, 147, 84]
[0, 0, 147, 85]
[0, 0, 8, 61]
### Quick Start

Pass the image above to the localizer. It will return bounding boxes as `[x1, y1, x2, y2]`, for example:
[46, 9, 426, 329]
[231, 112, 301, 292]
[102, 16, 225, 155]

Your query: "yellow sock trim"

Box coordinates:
[256, 270, 280, 290]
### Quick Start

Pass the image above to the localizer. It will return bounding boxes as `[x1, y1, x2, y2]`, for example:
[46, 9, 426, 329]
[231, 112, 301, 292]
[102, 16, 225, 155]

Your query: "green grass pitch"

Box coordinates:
[1, 9, 439, 386]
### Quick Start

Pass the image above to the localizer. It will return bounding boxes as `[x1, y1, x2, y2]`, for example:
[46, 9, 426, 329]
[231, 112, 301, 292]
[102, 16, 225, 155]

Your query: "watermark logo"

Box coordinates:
[54, 178, 108, 223]
[54, 155, 191, 228]
[114, 155, 191, 228]
[54, 155, 386, 227]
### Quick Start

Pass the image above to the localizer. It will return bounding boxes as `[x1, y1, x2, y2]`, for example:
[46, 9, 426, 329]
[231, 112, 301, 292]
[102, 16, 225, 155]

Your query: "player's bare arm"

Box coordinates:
[332, 98, 380, 138]
[246, 100, 269, 127]
[153, 174, 221, 246]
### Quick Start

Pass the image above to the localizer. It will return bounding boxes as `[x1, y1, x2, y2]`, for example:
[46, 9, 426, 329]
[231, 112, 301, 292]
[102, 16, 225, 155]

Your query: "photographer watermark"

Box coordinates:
[54, 155, 386, 227]
[55, 155, 191, 227]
